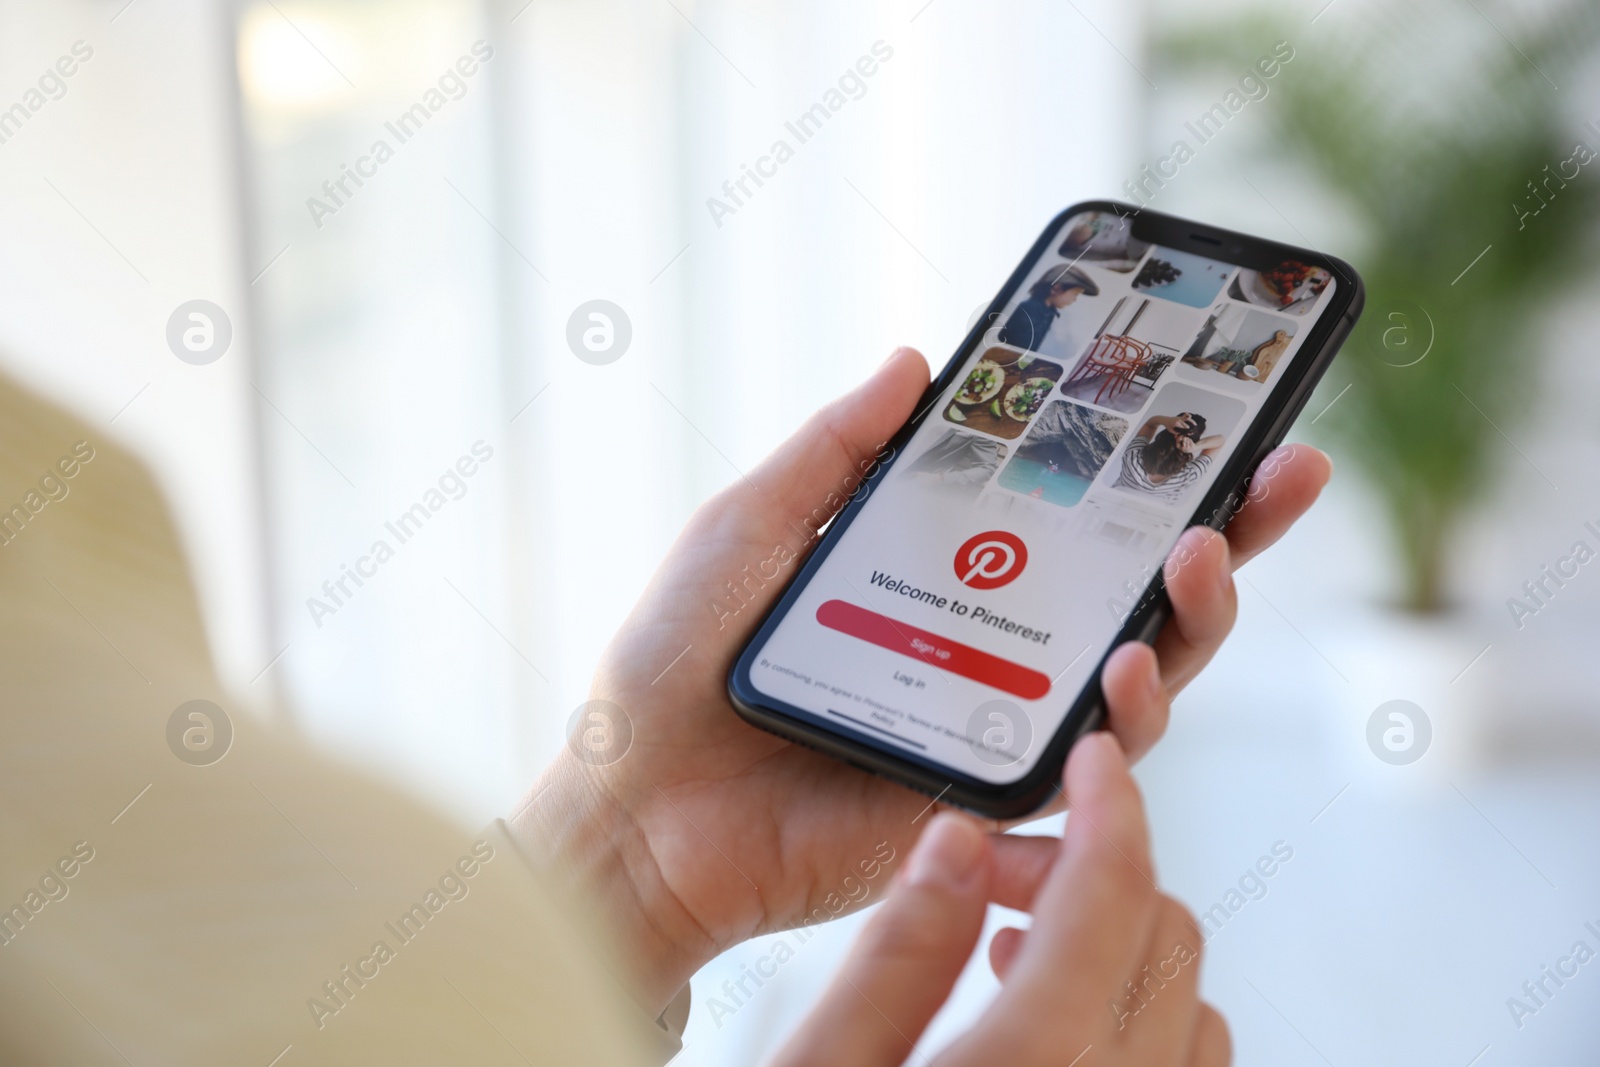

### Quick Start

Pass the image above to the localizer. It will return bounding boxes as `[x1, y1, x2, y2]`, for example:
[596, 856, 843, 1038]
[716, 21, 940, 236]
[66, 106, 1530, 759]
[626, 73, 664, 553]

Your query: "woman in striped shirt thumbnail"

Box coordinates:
[1114, 412, 1226, 501]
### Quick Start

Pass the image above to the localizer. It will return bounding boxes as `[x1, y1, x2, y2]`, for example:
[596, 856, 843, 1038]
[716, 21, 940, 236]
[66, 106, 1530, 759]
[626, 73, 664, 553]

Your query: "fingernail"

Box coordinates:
[1215, 536, 1233, 596]
[1164, 526, 1204, 582]
[1145, 650, 1163, 702]
[906, 814, 982, 889]
[1179, 526, 1219, 585]
[1071, 731, 1122, 780]
[1083, 729, 1116, 753]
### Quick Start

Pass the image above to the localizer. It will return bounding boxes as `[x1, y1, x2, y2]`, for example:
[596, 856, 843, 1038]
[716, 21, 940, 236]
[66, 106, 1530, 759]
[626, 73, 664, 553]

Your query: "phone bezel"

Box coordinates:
[726, 199, 1365, 819]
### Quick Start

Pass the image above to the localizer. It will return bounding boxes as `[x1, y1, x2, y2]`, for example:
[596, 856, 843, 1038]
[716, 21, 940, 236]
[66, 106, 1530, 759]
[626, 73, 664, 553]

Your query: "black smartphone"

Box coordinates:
[728, 200, 1364, 819]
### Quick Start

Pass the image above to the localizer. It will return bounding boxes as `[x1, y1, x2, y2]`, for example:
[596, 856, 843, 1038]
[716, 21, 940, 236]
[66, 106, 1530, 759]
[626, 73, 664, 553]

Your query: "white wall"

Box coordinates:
[0, 0, 273, 713]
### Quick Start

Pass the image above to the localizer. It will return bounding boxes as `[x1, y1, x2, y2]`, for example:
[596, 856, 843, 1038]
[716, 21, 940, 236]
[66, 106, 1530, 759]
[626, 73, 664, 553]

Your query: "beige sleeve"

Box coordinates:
[0, 372, 670, 1066]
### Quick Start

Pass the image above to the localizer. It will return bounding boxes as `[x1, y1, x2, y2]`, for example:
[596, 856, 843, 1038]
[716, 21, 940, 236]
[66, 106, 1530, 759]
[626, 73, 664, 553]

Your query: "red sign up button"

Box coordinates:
[815, 599, 1051, 700]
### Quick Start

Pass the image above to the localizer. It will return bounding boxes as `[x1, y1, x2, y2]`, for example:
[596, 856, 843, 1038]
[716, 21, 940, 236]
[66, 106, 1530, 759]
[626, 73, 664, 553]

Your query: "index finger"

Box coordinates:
[1151, 443, 1328, 695]
[1221, 443, 1331, 567]
[991, 733, 1161, 1029]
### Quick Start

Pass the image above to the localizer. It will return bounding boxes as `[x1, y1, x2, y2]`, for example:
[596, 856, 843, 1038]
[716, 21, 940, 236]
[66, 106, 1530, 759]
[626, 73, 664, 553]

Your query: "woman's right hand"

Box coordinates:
[768, 732, 1229, 1067]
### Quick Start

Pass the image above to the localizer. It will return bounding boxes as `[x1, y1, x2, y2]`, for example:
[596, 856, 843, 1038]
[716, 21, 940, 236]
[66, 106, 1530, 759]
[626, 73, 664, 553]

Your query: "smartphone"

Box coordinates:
[728, 201, 1364, 818]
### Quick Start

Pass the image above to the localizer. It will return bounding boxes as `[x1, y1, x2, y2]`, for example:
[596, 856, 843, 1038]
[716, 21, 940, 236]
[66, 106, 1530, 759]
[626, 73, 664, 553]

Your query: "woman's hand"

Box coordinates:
[509, 346, 1331, 1014]
[770, 733, 1229, 1067]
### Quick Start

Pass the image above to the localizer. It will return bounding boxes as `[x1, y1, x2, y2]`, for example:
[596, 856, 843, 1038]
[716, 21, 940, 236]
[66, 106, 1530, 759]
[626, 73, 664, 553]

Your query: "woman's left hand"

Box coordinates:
[510, 346, 1332, 1015]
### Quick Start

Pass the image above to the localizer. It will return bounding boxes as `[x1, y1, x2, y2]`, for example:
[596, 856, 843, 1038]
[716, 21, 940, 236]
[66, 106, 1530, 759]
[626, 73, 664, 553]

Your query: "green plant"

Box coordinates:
[1155, 1, 1600, 612]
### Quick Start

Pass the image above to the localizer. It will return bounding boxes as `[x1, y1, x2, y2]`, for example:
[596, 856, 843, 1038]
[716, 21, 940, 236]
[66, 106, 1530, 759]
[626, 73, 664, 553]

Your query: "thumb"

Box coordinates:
[603, 347, 929, 688]
[736, 346, 929, 534]
[769, 814, 991, 1067]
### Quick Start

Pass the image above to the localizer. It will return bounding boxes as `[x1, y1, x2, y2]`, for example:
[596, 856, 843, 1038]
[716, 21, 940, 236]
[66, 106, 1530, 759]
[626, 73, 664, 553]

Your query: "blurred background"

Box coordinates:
[3, 0, 1599, 1062]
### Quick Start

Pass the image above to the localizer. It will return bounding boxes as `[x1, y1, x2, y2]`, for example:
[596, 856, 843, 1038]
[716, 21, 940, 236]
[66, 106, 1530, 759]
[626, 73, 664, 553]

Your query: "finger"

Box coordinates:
[987, 925, 1026, 982]
[986, 646, 1167, 903]
[726, 346, 929, 536]
[1152, 526, 1236, 694]
[1101, 639, 1172, 764]
[1187, 1005, 1233, 1067]
[993, 448, 1327, 791]
[770, 813, 991, 1067]
[1149, 445, 1326, 696]
[996, 733, 1160, 1026]
[1114, 897, 1204, 1059]
[988, 833, 1056, 912]
[986, 674, 1162, 906]
[1223, 444, 1331, 568]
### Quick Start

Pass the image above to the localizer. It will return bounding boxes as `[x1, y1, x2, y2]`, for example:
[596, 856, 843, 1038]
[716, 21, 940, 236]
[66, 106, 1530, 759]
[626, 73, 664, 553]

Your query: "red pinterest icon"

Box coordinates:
[954, 530, 1028, 590]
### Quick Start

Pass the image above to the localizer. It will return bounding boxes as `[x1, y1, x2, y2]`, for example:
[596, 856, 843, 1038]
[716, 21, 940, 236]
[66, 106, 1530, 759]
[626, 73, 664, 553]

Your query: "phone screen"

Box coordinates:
[742, 208, 1341, 785]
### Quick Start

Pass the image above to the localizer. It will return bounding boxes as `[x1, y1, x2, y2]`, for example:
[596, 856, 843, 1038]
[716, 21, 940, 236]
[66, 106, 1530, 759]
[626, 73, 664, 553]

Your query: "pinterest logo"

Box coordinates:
[954, 530, 1028, 590]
